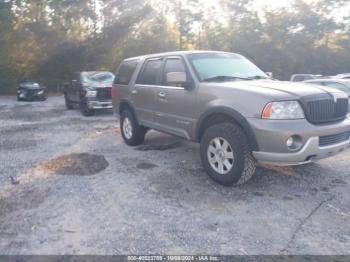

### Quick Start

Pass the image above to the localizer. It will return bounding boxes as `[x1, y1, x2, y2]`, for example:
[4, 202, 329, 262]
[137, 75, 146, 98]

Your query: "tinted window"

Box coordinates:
[164, 59, 186, 74]
[163, 59, 187, 86]
[115, 60, 138, 85]
[137, 59, 162, 85]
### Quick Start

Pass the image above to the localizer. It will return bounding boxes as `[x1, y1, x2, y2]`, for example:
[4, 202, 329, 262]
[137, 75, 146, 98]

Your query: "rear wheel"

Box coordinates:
[120, 109, 146, 146]
[64, 93, 74, 110]
[200, 123, 256, 186]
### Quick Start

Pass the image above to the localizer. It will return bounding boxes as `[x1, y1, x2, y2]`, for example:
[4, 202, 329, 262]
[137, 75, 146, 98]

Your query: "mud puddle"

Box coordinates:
[41, 153, 109, 176]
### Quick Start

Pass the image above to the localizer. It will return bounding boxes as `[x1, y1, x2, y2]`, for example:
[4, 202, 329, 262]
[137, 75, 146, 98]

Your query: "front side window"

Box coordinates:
[137, 59, 163, 85]
[163, 58, 186, 86]
[189, 53, 267, 82]
[115, 60, 138, 85]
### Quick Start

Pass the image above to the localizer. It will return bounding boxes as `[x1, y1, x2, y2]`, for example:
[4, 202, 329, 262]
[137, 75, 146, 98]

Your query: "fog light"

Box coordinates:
[286, 137, 294, 148]
[286, 135, 303, 150]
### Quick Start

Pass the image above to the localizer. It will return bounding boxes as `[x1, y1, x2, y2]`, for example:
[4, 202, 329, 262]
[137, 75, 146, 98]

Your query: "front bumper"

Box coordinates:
[248, 117, 350, 166]
[17, 89, 46, 100]
[87, 100, 113, 110]
[253, 137, 350, 165]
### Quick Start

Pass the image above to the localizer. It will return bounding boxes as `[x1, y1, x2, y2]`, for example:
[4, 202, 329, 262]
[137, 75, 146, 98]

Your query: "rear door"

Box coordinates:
[153, 56, 197, 139]
[132, 58, 163, 125]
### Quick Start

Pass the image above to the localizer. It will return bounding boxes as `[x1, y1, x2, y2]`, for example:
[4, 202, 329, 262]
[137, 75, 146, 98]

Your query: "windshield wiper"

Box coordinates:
[203, 76, 249, 82]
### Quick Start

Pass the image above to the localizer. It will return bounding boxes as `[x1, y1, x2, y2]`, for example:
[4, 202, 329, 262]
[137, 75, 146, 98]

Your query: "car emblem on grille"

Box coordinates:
[332, 94, 337, 103]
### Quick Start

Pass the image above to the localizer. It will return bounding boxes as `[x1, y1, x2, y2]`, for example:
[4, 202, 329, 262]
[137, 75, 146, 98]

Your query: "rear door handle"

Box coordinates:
[131, 90, 137, 95]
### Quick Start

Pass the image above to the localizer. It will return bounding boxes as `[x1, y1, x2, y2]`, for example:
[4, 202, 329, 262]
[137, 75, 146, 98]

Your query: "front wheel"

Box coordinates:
[80, 100, 95, 116]
[200, 123, 256, 186]
[120, 109, 146, 146]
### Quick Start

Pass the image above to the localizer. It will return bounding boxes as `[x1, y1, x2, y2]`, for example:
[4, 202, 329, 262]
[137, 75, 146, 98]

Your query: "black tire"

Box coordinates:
[64, 93, 74, 110]
[80, 100, 95, 116]
[17, 95, 22, 101]
[120, 109, 146, 146]
[200, 123, 256, 186]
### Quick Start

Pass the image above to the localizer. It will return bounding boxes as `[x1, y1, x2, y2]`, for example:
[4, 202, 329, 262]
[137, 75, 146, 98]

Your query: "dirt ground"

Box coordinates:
[0, 95, 350, 255]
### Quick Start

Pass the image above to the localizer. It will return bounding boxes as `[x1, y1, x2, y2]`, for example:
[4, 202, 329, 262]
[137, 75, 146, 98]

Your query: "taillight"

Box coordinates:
[111, 86, 116, 99]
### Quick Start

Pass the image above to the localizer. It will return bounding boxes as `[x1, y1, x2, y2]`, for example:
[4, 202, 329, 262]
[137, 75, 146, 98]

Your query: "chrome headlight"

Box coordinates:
[262, 101, 305, 120]
[85, 90, 97, 97]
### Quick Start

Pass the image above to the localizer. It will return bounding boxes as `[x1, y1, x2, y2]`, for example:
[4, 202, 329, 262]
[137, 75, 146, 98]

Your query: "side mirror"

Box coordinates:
[265, 72, 273, 78]
[166, 72, 187, 85]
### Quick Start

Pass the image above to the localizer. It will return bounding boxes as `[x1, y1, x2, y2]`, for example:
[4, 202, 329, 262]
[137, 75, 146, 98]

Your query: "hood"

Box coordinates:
[205, 79, 345, 100]
[18, 82, 45, 90]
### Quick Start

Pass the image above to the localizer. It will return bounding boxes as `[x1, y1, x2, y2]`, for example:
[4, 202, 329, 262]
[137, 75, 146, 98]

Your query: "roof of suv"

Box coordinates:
[123, 50, 238, 62]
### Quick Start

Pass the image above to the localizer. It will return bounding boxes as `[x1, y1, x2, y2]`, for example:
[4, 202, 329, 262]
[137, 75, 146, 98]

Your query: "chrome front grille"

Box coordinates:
[97, 87, 112, 100]
[301, 94, 348, 124]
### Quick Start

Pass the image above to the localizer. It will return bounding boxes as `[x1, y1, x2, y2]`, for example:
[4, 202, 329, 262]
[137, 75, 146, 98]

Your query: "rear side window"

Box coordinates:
[137, 59, 162, 85]
[115, 60, 138, 85]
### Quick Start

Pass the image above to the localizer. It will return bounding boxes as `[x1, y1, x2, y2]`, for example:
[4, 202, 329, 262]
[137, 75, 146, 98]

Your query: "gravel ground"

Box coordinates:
[0, 95, 350, 255]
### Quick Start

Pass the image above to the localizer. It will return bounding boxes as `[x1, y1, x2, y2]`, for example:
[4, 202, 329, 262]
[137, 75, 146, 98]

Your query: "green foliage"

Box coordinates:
[0, 0, 349, 94]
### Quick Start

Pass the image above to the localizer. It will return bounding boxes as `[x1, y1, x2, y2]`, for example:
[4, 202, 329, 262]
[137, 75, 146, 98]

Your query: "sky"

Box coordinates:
[253, 0, 292, 9]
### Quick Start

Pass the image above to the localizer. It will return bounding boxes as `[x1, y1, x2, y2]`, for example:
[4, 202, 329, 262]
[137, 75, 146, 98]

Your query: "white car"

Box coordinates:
[334, 73, 350, 79]
[290, 74, 318, 82]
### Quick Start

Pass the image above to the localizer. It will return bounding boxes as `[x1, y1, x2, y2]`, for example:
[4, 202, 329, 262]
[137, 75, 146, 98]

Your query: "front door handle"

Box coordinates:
[158, 92, 166, 98]
[131, 90, 137, 95]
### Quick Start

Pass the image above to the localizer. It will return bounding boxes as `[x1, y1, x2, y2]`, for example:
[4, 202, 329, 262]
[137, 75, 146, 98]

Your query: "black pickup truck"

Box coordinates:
[63, 71, 115, 116]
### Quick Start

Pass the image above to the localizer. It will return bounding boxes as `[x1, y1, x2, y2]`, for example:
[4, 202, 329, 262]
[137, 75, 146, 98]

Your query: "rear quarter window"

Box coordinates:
[115, 60, 139, 85]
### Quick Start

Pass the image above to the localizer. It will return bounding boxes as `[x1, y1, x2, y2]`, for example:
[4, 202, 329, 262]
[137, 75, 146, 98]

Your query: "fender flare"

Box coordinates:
[196, 107, 259, 151]
[119, 100, 140, 124]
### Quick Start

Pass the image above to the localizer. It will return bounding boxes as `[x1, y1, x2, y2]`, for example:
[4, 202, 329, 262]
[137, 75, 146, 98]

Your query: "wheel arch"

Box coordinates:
[196, 107, 259, 151]
[119, 100, 139, 124]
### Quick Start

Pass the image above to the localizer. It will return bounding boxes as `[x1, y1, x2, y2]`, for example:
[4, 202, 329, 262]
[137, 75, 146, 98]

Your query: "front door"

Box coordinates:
[154, 56, 197, 139]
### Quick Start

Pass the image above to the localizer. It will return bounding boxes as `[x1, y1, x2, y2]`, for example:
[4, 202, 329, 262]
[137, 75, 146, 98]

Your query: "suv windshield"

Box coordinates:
[81, 72, 115, 84]
[188, 53, 267, 82]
